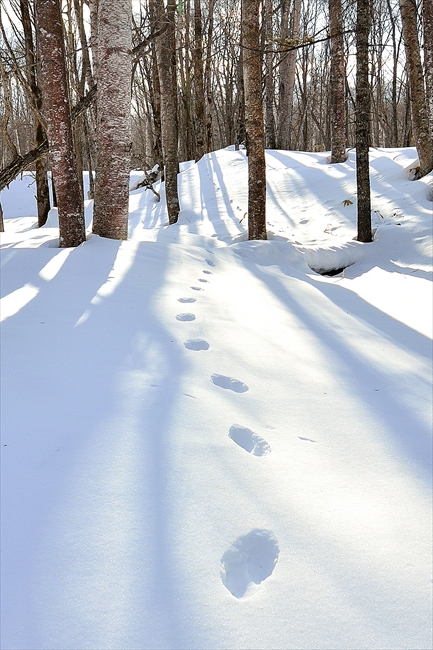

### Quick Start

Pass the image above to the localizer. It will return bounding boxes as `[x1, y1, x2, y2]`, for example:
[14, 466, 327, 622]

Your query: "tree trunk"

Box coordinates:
[205, 0, 215, 152]
[264, 0, 276, 148]
[35, 0, 85, 248]
[93, 0, 132, 240]
[242, 0, 267, 240]
[276, 0, 301, 150]
[193, 0, 206, 160]
[399, 0, 433, 177]
[422, 0, 433, 144]
[329, 0, 347, 162]
[155, 0, 180, 224]
[20, 0, 51, 226]
[356, 0, 372, 243]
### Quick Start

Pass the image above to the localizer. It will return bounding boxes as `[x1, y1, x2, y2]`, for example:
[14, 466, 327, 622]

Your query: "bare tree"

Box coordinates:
[399, 0, 433, 177]
[35, 0, 85, 247]
[356, 0, 372, 242]
[263, 0, 276, 148]
[242, 0, 267, 240]
[329, 0, 347, 162]
[92, 0, 132, 240]
[422, 0, 433, 144]
[155, 0, 180, 224]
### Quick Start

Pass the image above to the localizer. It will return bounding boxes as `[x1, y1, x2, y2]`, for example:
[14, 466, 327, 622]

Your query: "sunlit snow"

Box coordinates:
[1, 147, 432, 650]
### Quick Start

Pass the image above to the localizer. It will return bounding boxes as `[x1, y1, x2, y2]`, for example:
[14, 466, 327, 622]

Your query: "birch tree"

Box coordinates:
[92, 0, 132, 240]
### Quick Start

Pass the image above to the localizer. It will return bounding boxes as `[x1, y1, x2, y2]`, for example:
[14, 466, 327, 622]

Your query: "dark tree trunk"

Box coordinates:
[93, 0, 132, 240]
[35, 0, 85, 248]
[205, 0, 215, 152]
[193, 0, 206, 160]
[399, 0, 433, 177]
[20, 0, 51, 226]
[356, 0, 372, 242]
[155, 0, 180, 224]
[264, 0, 276, 148]
[242, 0, 267, 240]
[423, 0, 433, 140]
[329, 0, 347, 162]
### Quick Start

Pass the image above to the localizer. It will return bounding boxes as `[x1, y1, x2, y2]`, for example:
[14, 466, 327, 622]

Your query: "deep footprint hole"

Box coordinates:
[221, 530, 279, 599]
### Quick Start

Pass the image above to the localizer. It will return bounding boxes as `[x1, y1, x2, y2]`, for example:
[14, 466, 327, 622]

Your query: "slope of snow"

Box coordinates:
[1, 148, 432, 650]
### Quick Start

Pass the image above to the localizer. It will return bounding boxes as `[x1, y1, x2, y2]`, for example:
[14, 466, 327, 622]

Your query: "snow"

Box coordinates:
[1, 147, 432, 650]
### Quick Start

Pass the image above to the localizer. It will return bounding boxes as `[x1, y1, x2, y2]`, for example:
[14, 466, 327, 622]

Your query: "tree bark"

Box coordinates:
[20, 0, 51, 226]
[93, 0, 132, 240]
[264, 0, 276, 148]
[35, 0, 85, 247]
[155, 0, 180, 224]
[329, 0, 347, 162]
[399, 0, 433, 177]
[242, 0, 267, 240]
[276, 0, 301, 149]
[356, 0, 372, 242]
[422, 0, 433, 145]
[193, 0, 206, 160]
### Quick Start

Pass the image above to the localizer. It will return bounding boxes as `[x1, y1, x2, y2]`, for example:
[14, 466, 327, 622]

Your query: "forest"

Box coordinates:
[1, 3, 432, 649]
[1, 0, 432, 242]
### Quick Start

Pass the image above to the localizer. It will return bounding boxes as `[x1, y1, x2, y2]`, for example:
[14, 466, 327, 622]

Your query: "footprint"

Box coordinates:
[178, 297, 196, 303]
[205, 259, 215, 267]
[220, 530, 279, 599]
[191, 286, 203, 291]
[211, 374, 248, 393]
[299, 436, 316, 443]
[176, 313, 196, 321]
[184, 339, 209, 351]
[229, 425, 270, 456]
[202, 270, 212, 275]
[198, 278, 208, 283]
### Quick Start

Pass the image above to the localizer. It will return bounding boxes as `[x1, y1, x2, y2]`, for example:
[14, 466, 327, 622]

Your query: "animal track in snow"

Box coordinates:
[184, 339, 209, 351]
[176, 313, 196, 321]
[178, 297, 196, 303]
[191, 286, 203, 291]
[299, 436, 316, 443]
[198, 278, 209, 283]
[229, 425, 270, 456]
[211, 374, 248, 393]
[205, 259, 215, 267]
[202, 270, 212, 275]
[220, 529, 279, 599]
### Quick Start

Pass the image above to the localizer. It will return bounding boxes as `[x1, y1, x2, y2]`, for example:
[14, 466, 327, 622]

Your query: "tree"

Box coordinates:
[356, 0, 372, 243]
[242, 0, 267, 240]
[35, 0, 85, 248]
[93, 0, 132, 240]
[276, 0, 301, 149]
[423, 0, 433, 140]
[263, 0, 276, 149]
[329, 0, 347, 162]
[399, 0, 433, 178]
[193, 0, 206, 161]
[20, 0, 51, 226]
[155, 0, 180, 224]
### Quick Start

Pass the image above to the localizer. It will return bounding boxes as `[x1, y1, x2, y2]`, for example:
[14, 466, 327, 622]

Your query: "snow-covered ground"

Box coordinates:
[1, 147, 432, 650]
